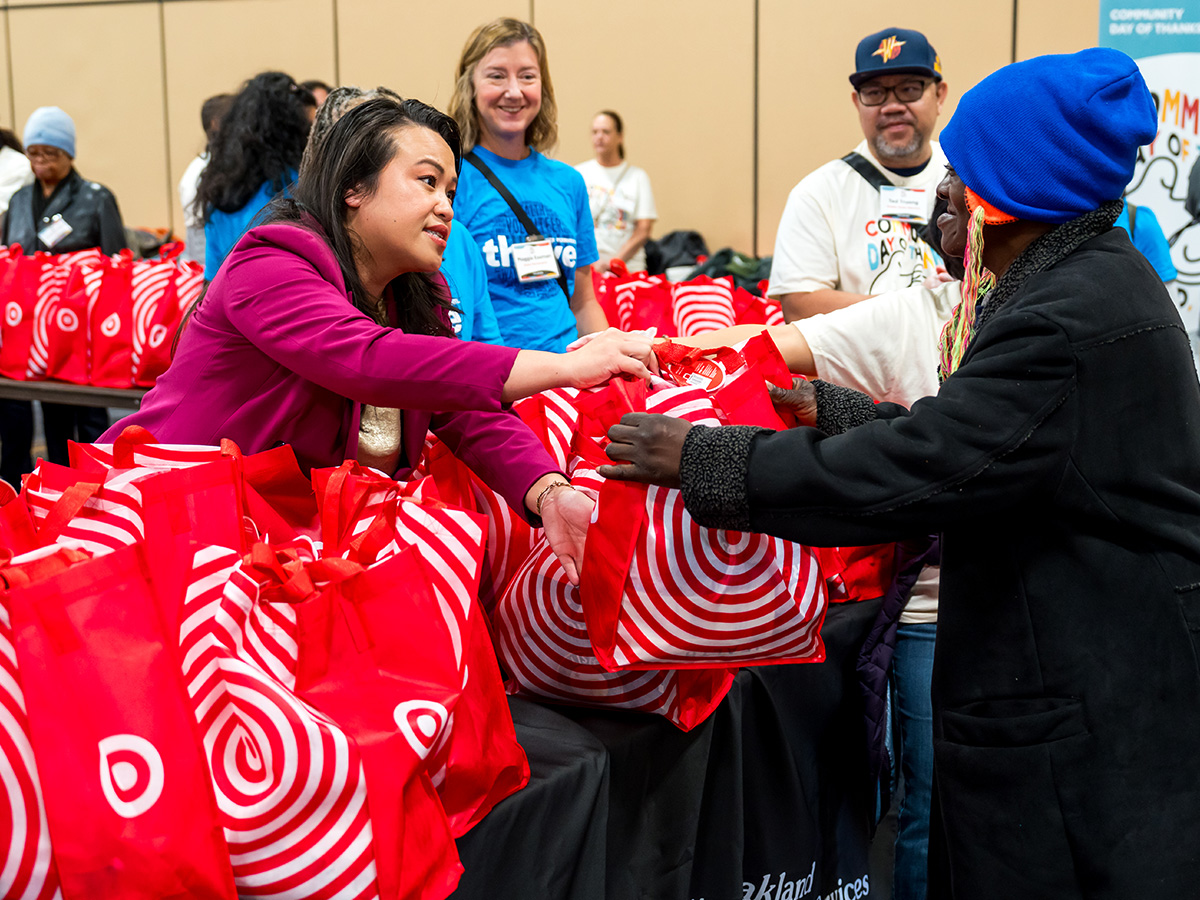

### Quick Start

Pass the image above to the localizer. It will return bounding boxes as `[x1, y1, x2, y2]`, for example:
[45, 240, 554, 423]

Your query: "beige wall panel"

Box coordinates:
[8, 4, 170, 230]
[1016, 0, 1101, 60]
[0, 13, 12, 131]
[163, 0, 337, 235]
[537, 0, 756, 255]
[336, 0, 528, 111]
[757, 1, 1012, 256]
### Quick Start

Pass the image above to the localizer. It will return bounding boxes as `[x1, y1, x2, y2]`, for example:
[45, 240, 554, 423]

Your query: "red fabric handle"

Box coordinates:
[37, 481, 102, 542]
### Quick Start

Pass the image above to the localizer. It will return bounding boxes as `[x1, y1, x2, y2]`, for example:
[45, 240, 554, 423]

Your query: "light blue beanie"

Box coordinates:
[23, 106, 75, 158]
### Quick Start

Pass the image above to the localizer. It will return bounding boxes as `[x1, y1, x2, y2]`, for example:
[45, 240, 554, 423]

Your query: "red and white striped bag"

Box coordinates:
[611, 273, 676, 335]
[0, 550, 63, 900]
[131, 253, 204, 387]
[180, 543, 382, 900]
[495, 535, 737, 730]
[671, 275, 736, 337]
[21, 460, 151, 553]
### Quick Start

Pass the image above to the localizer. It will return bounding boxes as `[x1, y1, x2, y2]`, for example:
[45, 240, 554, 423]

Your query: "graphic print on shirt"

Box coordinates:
[864, 218, 938, 291]
[478, 202, 577, 300]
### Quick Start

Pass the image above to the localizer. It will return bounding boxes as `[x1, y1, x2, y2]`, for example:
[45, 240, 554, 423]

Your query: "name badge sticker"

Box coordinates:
[511, 239, 561, 284]
[879, 186, 928, 223]
[38, 214, 73, 249]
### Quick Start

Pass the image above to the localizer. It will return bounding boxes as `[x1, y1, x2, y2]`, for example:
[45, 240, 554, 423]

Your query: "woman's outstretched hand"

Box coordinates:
[565, 327, 658, 387]
[538, 485, 595, 586]
[767, 378, 818, 427]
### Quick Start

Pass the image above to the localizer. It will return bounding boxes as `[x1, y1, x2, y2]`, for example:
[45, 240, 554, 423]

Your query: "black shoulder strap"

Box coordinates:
[1126, 201, 1137, 237]
[465, 151, 571, 302]
[841, 151, 893, 192]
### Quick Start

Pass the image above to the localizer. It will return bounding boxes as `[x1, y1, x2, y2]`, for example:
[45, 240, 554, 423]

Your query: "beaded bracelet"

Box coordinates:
[535, 480, 574, 518]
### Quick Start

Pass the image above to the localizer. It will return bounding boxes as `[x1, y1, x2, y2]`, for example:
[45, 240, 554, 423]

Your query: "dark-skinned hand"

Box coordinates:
[767, 377, 818, 427]
[596, 412, 693, 487]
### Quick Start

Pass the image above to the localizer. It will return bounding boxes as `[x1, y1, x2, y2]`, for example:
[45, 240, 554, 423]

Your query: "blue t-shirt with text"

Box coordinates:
[454, 146, 599, 352]
[440, 221, 502, 343]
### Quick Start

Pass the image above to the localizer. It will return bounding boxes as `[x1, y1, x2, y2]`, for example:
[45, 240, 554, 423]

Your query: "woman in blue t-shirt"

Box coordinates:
[448, 18, 607, 353]
[196, 72, 317, 280]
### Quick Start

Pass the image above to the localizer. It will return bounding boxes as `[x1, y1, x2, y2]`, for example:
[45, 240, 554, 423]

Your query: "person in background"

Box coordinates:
[178, 93, 234, 266]
[196, 72, 316, 280]
[307, 85, 502, 345]
[770, 27, 948, 322]
[300, 79, 334, 107]
[0, 128, 33, 223]
[111, 94, 655, 582]
[0, 106, 126, 487]
[575, 110, 657, 274]
[448, 18, 606, 352]
[1117, 199, 1177, 283]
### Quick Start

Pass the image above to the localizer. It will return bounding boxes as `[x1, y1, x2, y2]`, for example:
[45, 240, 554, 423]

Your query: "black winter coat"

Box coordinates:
[3, 169, 125, 256]
[680, 206, 1200, 899]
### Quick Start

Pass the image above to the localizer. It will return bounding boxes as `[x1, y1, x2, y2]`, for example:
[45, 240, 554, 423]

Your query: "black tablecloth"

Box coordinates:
[453, 598, 881, 900]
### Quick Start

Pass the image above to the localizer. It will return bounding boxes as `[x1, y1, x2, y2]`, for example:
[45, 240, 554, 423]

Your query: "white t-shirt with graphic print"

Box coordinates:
[768, 140, 946, 299]
[575, 159, 657, 274]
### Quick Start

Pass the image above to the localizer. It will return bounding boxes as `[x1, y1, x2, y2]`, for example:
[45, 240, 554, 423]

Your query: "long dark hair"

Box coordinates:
[597, 109, 624, 160]
[195, 72, 315, 220]
[264, 95, 462, 336]
[0, 128, 22, 154]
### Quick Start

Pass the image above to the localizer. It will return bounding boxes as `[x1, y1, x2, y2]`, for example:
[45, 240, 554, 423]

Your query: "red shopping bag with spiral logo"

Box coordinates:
[179, 542, 382, 900]
[88, 250, 135, 387]
[283, 545, 467, 900]
[0, 250, 47, 380]
[132, 252, 203, 387]
[42, 261, 101, 384]
[576, 370, 827, 672]
[6, 542, 237, 899]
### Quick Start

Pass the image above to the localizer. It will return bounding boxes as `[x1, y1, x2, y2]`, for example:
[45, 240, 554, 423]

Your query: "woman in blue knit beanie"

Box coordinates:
[602, 47, 1200, 900]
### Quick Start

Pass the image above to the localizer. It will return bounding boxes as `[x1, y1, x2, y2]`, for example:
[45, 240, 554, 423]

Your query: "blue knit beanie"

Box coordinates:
[940, 48, 1157, 224]
[23, 106, 75, 158]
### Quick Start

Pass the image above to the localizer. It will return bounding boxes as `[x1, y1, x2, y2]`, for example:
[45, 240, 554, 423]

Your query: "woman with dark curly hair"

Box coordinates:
[196, 71, 316, 279]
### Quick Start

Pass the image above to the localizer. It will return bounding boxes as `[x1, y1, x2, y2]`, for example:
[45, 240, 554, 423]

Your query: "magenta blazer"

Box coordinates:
[107, 221, 558, 518]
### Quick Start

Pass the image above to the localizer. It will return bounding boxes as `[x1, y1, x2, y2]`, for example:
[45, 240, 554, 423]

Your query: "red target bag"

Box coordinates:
[0, 479, 38, 557]
[42, 262, 100, 385]
[495, 535, 737, 730]
[286, 547, 466, 900]
[179, 543, 381, 900]
[0, 251, 48, 380]
[6, 542, 237, 900]
[88, 250, 135, 388]
[577, 374, 827, 671]
[671, 275, 736, 336]
[611, 273, 676, 336]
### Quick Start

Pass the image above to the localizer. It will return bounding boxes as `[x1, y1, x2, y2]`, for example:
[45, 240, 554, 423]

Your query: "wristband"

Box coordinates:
[535, 480, 573, 518]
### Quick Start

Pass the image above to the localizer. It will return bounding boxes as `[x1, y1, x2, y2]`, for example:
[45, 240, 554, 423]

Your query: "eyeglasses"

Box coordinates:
[857, 80, 931, 107]
[26, 147, 66, 161]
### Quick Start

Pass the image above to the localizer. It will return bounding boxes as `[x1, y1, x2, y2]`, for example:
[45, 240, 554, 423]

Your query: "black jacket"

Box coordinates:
[680, 204, 1200, 899]
[3, 169, 125, 255]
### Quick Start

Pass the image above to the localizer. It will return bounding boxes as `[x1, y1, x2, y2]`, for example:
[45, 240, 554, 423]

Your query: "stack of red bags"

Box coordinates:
[0, 242, 204, 389]
[0, 427, 528, 900]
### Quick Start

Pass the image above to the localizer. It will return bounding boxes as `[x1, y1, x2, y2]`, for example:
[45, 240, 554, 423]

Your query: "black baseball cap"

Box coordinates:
[850, 27, 942, 87]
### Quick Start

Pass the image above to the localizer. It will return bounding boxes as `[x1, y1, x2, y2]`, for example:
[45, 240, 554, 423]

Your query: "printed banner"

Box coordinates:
[1100, 2, 1200, 365]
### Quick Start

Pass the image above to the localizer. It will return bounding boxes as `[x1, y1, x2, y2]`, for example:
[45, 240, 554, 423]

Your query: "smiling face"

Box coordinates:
[344, 125, 456, 280]
[853, 74, 947, 167]
[935, 166, 969, 259]
[471, 40, 542, 151]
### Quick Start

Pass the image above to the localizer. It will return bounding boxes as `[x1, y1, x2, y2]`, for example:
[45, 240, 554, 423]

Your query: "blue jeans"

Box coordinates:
[892, 622, 936, 900]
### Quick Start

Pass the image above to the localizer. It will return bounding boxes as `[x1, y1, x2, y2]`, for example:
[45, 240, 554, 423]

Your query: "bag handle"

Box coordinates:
[37, 480, 103, 543]
[465, 151, 572, 303]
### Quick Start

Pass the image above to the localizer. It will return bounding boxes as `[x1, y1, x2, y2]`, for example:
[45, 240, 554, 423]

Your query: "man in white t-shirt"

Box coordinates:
[770, 27, 949, 322]
[575, 111, 657, 274]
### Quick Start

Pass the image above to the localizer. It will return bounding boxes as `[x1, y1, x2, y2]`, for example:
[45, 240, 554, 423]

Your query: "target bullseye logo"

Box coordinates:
[100, 313, 121, 338]
[98, 734, 165, 818]
[393, 700, 448, 759]
[148, 324, 168, 348]
[5, 302, 21, 327]
[55, 307, 79, 333]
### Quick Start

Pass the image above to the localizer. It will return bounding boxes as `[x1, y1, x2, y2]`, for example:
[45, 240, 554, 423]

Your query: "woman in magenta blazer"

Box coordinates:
[109, 96, 653, 583]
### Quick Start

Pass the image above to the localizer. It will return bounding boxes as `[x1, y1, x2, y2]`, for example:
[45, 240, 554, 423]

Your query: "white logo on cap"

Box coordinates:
[98, 733, 165, 818]
[393, 700, 448, 759]
[100, 313, 121, 338]
[55, 307, 79, 333]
